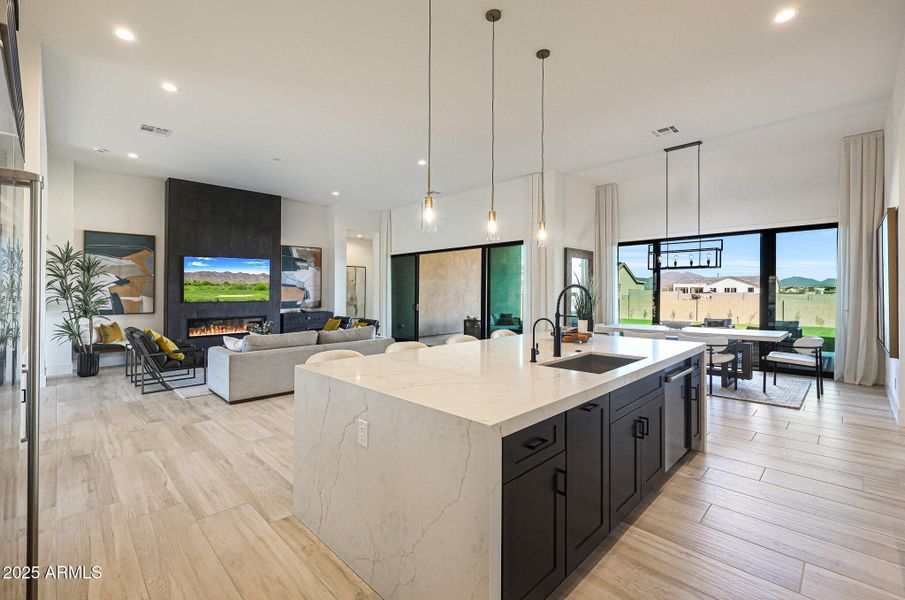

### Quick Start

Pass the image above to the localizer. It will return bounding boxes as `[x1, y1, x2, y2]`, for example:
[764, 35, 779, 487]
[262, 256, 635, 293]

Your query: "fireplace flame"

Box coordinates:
[187, 319, 263, 338]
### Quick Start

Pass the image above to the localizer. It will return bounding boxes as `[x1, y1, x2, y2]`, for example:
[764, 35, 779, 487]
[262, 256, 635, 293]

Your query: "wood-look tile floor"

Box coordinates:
[40, 369, 905, 599]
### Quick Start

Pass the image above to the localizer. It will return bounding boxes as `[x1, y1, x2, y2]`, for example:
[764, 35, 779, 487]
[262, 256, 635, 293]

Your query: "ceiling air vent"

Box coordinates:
[651, 125, 679, 138]
[139, 123, 173, 137]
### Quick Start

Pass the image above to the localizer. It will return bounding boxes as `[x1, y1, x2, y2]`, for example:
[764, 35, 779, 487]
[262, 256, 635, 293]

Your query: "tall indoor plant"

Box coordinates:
[574, 274, 600, 332]
[46, 242, 108, 377]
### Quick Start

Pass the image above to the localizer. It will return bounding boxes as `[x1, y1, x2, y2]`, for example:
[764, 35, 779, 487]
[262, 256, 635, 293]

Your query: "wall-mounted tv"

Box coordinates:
[183, 256, 271, 303]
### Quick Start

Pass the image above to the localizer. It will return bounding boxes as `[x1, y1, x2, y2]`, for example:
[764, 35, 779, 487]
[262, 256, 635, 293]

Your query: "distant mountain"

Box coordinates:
[185, 271, 268, 285]
[779, 276, 836, 288]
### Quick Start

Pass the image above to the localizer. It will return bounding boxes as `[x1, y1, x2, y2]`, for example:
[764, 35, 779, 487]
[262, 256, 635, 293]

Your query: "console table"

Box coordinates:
[281, 310, 334, 333]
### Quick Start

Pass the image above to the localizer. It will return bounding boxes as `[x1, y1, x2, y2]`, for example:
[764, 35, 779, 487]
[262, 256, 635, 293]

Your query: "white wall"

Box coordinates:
[576, 99, 888, 242]
[281, 198, 330, 312]
[884, 36, 905, 422]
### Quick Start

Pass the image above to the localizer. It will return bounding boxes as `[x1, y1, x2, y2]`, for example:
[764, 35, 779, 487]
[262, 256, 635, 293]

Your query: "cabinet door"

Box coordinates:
[502, 452, 566, 600]
[566, 398, 609, 573]
[609, 408, 642, 524]
[640, 395, 665, 496]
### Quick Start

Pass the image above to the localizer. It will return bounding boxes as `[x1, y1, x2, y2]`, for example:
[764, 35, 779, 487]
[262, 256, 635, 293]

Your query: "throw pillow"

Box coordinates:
[497, 313, 515, 326]
[351, 321, 370, 328]
[323, 318, 342, 331]
[223, 336, 244, 352]
[317, 325, 376, 344]
[99, 322, 124, 343]
[145, 329, 185, 361]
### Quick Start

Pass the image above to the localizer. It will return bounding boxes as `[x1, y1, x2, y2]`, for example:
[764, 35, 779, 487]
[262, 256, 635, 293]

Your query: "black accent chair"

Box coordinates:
[123, 327, 206, 394]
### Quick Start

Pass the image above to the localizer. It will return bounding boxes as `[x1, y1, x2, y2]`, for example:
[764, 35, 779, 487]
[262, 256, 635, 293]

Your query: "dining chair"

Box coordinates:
[763, 336, 824, 399]
[676, 333, 740, 394]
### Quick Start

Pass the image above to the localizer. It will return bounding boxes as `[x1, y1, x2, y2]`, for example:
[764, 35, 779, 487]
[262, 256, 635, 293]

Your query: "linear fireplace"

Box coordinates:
[187, 316, 265, 338]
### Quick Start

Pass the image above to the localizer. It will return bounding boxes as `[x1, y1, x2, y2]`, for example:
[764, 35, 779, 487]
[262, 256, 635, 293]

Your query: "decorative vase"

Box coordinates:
[76, 351, 100, 377]
[577, 319, 589, 333]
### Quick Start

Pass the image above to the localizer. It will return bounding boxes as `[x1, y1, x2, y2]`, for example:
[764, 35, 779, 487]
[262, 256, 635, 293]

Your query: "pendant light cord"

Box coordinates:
[490, 18, 496, 212]
[427, 0, 432, 196]
[540, 55, 545, 223]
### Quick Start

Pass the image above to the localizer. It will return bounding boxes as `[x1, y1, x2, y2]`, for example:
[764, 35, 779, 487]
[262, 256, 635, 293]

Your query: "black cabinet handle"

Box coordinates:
[640, 416, 650, 436]
[633, 420, 644, 439]
[580, 402, 599, 412]
[524, 437, 548, 451]
[555, 469, 566, 496]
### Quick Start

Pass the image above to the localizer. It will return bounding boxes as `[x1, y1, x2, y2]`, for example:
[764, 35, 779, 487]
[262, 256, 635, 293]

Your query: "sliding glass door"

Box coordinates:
[390, 255, 418, 341]
[773, 227, 838, 369]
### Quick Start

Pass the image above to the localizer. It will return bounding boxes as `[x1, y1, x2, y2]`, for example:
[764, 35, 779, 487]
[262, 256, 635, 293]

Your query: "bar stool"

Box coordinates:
[445, 334, 479, 344]
[306, 350, 364, 364]
[490, 330, 517, 339]
[385, 341, 428, 353]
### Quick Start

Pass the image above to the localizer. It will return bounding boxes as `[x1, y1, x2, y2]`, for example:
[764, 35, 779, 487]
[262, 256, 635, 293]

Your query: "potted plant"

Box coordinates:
[574, 274, 600, 333]
[46, 242, 108, 377]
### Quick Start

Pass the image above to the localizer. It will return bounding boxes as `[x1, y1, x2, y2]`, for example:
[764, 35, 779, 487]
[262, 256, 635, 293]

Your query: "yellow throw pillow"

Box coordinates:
[145, 329, 185, 361]
[323, 318, 341, 331]
[351, 321, 370, 328]
[99, 322, 124, 343]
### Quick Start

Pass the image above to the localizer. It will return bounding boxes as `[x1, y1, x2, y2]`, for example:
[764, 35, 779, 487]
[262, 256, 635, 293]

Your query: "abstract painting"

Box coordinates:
[281, 245, 322, 309]
[84, 230, 155, 314]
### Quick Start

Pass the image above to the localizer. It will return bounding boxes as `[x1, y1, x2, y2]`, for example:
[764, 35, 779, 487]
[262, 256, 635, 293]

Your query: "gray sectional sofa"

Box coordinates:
[207, 325, 394, 403]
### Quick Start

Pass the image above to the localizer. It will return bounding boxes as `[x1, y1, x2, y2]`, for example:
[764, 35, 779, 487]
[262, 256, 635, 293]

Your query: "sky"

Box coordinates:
[619, 227, 837, 281]
[183, 256, 271, 274]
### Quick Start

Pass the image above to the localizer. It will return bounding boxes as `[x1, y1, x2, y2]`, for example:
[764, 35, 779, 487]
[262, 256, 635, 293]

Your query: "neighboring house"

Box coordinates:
[672, 275, 760, 294]
[618, 262, 647, 292]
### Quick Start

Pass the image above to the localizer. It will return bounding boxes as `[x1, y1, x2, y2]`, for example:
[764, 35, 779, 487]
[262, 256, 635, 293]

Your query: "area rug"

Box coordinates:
[709, 376, 811, 409]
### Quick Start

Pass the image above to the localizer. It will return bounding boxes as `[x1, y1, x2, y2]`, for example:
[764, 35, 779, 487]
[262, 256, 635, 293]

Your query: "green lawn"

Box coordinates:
[184, 282, 269, 302]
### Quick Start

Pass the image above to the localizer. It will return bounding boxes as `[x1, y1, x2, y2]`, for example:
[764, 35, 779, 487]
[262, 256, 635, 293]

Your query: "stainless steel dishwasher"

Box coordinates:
[664, 365, 694, 471]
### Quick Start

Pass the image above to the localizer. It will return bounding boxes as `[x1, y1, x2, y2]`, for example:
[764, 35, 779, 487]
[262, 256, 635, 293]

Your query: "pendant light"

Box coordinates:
[420, 0, 437, 232]
[535, 48, 550, 247]
[485, 9, 501, 241]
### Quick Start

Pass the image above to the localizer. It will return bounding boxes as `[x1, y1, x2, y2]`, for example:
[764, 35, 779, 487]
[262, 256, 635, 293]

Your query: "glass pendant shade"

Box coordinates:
[486, 210, 500, 241]
[536, 220, 548, 247]
[421, 194, 437, 232]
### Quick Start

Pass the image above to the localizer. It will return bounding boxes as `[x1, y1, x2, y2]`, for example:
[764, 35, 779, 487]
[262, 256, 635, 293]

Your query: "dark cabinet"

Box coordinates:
[502, 452, 566, 600]
[640, 394, 665, 496]
[609, 406, 643, 524]
[280, 310, 333, 333]
[565, 398, 609, 573]
[609, 394, 664, 524]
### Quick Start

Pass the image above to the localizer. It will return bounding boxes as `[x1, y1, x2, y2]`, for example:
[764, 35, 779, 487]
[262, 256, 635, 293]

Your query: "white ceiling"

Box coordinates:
[25, 0, 905, 210]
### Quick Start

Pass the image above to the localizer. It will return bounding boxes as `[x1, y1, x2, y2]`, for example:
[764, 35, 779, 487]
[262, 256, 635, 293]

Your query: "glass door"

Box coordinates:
[390, 255, 419, 341]
[486, 243, 525, 336]
[773, 227, 838, 372]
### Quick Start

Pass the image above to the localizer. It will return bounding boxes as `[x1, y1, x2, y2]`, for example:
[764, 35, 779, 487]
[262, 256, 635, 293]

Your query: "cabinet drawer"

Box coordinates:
[503, 414, 566, 483]
[610, 372, 663, 421]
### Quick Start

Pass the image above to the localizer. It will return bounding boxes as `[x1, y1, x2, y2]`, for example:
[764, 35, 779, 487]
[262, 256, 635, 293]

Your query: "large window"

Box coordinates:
[659, 233, 761, 328]
[774, 227, 837, 359]
[617, 243, 654, 324]
[618, 224, 838, 370]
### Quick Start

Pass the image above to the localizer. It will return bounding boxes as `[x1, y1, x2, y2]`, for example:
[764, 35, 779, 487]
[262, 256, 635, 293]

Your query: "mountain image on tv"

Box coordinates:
[183, 257, 270, 303]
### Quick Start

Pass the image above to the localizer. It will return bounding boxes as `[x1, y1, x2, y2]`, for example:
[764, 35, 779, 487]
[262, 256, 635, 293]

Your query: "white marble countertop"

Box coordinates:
[298, 334, 704, 436]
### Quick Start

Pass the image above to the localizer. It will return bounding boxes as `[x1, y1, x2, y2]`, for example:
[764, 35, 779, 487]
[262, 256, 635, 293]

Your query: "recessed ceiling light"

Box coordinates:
[331, 191, 340, 196]
[160, 82, 179, 93]
[114, 27, 136, 42]
[127, 152, 140, 159]
[773, 8, 797, 23]
[417, 159, 427, 166]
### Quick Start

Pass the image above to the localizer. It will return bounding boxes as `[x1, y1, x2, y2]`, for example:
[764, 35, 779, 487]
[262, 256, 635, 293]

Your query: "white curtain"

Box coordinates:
[378, 210, 392, 334]
[595, 183, 619, 325]
[836, 130, 884, 385]
[527, 173, 551, 327]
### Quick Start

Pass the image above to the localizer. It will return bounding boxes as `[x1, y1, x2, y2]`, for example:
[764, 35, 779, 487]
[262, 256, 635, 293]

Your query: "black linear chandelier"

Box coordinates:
[648, 140, 724, 271]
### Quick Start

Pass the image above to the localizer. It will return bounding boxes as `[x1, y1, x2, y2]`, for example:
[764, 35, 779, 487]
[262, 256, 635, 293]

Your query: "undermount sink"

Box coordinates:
[542, 353, 642, 374]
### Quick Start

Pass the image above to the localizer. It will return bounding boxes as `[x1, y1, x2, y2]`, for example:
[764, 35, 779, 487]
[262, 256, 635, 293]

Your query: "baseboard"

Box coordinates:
[46, 363, 73, 378]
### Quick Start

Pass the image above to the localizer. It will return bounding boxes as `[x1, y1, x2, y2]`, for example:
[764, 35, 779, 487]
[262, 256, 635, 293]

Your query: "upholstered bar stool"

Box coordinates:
[385, 341, 428, 353]
[490, 329, 517, 339]
[445, 334, 479, 344]
[305, 349, 364, 364]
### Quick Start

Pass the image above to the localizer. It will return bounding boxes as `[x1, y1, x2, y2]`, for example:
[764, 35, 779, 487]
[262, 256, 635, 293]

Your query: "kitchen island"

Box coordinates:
[293, 334, 706, 600]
